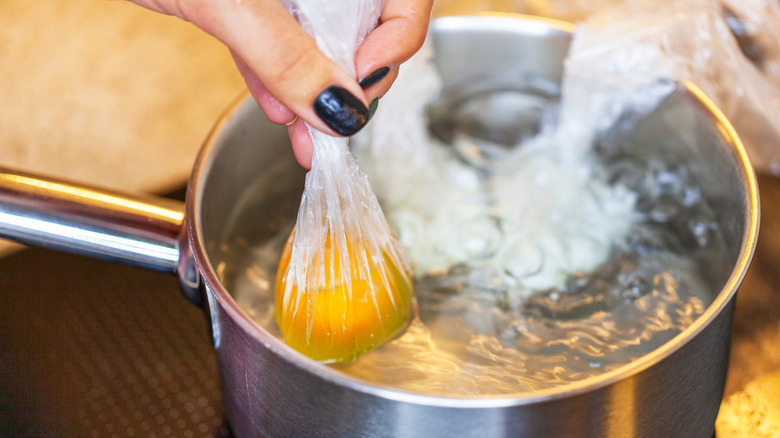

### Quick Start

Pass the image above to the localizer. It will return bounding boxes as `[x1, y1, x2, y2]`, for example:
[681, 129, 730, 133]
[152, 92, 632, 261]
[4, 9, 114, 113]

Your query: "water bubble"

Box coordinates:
[655, 168, 686, 197]
[607, 160, 648, 192]
[500, 326, 520, 342]
[649, 193, 679, 223]
[565, 272, 590, 295]
[497, 237, 545, 282]
[619, 275, 650, 302]
[636, 196, 655, 216]
[681, 186, 701, 206]
[457, 215, 502, 259]
[687, 212, 718, 247]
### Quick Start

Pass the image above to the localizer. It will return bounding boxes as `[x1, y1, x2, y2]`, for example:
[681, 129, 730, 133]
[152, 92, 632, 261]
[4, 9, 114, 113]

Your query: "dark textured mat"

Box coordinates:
[0, 186, 232, 438]
[0, 246, 231, 438]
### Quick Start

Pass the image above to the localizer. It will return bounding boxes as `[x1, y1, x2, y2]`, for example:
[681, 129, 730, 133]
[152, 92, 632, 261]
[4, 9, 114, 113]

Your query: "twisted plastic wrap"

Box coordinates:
[275, 0, 413, 364]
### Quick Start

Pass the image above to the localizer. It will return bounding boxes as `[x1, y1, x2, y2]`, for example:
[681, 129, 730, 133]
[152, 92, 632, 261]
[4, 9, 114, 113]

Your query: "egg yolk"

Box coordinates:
[275, 231, 412, 364]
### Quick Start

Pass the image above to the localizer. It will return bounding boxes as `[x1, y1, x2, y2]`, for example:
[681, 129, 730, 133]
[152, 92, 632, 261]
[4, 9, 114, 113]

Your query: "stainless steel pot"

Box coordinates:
[0, 15, 759, 438]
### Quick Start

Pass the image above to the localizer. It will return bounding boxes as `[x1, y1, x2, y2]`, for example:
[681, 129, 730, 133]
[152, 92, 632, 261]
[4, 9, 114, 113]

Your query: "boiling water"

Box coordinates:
[217, 41, 729, 394]
[218, 145, 726, 395]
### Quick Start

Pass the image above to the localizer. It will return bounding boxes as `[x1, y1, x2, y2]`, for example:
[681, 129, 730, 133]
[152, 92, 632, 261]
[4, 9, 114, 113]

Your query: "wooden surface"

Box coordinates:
[716, 174, 780, 436]
[0, 0, 244, 254]
[0, 0, 244, 193]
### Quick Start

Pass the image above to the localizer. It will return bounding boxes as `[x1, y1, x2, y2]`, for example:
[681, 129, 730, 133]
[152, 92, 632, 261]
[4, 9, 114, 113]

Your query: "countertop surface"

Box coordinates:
[716, 173, 780, 436]
[0, 0, 244, 253]
[0, 0, 244, 191]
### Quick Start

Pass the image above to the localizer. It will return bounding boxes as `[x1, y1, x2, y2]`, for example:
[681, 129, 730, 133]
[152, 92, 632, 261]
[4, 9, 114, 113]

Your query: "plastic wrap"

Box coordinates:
[275, 0, 413, 364]
[529, 0, 780, 175]
[353, 42, 637, 299]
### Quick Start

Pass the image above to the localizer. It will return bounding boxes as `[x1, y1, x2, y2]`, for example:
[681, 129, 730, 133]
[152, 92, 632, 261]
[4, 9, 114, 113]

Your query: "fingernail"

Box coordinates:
[359, 67, 390, 90]
[313, 85, 369, 136]
[368, 98, 379, 121]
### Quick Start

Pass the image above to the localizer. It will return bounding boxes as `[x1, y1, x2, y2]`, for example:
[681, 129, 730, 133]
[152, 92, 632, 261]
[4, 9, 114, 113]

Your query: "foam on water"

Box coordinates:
[351, 44, 637, 298]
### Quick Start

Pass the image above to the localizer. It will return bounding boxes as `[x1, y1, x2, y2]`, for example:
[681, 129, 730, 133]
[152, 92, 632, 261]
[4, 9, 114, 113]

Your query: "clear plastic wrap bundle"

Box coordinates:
[534, 0, 780, 175]
[275, 0, 413, 364]
[440, 0, 780, 174]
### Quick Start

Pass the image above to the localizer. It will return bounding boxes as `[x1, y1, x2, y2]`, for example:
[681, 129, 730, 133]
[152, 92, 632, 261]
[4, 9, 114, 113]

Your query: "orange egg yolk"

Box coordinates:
[275, 231, 412, 363]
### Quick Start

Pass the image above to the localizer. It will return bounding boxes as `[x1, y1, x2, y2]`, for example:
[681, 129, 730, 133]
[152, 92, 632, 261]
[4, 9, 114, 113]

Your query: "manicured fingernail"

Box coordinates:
[368, 98, 379, 121]
[313, 85, 369, 136]
[359, 67, 390, 90]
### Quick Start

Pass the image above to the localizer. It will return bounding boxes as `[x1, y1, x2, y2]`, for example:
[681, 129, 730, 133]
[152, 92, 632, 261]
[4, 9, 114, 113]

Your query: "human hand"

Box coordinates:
[128, 0, 433, 168]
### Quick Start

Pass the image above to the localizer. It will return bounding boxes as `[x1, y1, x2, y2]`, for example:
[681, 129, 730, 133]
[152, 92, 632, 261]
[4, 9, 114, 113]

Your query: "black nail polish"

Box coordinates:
[359, 67, 390, 89]
[314, 85, 369, 136]
[368, 98, 379, 121]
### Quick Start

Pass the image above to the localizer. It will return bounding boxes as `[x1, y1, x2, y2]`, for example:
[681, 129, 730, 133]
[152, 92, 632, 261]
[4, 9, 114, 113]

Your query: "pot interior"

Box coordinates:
[192, 15, 756, 398]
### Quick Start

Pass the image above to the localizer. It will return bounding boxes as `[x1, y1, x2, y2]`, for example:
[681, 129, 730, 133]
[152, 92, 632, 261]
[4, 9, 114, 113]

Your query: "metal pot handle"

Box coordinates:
[0, 167, 184, 273]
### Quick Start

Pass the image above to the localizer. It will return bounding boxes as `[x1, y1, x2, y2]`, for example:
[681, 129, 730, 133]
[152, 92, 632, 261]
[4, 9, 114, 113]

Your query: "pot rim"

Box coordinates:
[186, 14, 760, 408]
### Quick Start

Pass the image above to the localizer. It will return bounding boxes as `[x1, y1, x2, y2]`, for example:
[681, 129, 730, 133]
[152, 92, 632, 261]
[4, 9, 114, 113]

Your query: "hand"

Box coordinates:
[128, 0, 433, 168]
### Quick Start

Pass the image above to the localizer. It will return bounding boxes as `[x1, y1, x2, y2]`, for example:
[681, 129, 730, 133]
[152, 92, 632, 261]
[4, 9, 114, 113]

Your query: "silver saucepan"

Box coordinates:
[0, 15, 759, 438]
